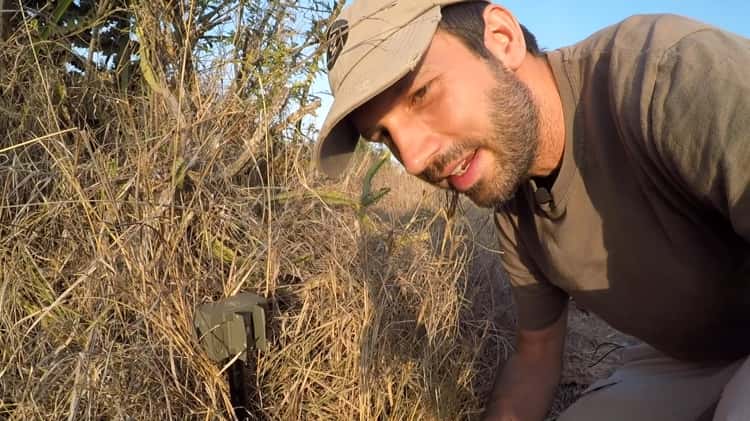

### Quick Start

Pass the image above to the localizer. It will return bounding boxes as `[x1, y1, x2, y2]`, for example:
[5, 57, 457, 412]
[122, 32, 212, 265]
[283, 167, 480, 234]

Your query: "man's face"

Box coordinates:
[351, 30, 539, 208]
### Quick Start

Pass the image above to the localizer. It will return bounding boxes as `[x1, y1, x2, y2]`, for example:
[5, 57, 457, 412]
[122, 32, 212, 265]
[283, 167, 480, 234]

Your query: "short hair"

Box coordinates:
[439, 1, 542, 59]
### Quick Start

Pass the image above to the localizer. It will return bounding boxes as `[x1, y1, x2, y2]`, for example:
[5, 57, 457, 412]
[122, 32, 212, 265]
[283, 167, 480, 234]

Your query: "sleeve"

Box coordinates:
[493, 209, 568, 331]
[649, 28, 750, 242]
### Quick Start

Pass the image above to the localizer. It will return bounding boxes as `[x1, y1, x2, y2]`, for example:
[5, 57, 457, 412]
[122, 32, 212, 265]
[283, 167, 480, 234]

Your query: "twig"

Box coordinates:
[0, 128, 77, 154]
[588, 342, 625, 368]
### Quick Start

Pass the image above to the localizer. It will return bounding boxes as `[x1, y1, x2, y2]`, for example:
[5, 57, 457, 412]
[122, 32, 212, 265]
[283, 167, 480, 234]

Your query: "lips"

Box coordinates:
[450, 156, 472, 177]
[447, 150, 479, 192]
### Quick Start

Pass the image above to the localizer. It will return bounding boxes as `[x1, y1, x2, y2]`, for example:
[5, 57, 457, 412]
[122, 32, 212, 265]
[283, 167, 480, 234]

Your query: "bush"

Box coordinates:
[0, 1, 516, 420]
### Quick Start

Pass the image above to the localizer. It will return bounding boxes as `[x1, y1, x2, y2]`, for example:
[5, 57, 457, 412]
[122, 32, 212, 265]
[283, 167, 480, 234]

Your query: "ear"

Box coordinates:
[482, 5, 527, 70]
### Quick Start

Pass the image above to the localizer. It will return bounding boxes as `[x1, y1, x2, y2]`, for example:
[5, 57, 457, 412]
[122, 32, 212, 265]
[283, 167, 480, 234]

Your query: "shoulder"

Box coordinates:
[559, 14, 715, 61]
[649, 24, 750, 205]
[551, 15, 721, 128]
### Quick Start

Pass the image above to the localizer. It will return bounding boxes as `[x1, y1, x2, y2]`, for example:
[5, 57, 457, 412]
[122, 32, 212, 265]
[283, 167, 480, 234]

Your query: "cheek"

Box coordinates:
[424, 79, 492, 140]
[419, 94, 466, 140]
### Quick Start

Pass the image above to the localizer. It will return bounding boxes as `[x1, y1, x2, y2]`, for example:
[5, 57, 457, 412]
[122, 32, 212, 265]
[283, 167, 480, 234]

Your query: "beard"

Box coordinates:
[420, 59, 540, 208]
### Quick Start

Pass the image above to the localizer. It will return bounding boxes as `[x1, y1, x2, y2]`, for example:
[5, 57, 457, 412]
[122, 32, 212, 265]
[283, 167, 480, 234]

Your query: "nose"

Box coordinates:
[389, 121, 439, 176]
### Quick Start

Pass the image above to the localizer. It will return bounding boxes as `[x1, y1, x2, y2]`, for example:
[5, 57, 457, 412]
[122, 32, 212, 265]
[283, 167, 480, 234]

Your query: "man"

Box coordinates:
[314, 1, 750, 420]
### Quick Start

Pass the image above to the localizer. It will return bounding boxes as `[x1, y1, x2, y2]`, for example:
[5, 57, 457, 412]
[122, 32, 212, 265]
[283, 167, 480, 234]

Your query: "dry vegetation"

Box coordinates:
[0, 1, 630, 420]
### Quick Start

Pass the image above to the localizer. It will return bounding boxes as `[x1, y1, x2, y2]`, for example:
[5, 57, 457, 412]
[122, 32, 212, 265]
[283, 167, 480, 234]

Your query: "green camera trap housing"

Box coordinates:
[194, 293, 269, 363]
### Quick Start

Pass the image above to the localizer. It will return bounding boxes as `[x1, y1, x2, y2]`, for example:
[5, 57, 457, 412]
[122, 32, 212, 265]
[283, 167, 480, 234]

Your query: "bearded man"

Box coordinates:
[314, 1, 750, 420]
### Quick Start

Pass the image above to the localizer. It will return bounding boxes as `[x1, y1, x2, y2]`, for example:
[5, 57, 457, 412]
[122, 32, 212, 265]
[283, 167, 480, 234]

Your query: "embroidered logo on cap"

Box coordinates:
[326, 19, 349, 71]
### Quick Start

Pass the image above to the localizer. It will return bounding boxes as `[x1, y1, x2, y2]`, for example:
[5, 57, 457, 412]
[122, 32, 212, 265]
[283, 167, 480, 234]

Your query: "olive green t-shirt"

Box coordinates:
[494, 14, 750, 362]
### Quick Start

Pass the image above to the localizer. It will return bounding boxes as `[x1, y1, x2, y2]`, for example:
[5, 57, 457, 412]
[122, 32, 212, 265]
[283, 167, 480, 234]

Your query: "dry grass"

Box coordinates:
[0, 36, 509, 421]
[0, 4, 632, 420]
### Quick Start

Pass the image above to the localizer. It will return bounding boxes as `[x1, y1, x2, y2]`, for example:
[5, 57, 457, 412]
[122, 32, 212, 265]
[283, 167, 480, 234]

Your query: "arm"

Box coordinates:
[483, 304, 568, 421]
[488, 209, 569, 420]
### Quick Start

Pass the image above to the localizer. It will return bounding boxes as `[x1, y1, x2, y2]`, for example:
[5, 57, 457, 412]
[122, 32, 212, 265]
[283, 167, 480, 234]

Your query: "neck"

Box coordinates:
[516, 54, 566, 178]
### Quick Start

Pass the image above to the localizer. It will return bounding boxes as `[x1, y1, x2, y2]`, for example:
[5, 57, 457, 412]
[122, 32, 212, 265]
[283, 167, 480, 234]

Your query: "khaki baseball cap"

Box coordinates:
[314, 0, 478, 178]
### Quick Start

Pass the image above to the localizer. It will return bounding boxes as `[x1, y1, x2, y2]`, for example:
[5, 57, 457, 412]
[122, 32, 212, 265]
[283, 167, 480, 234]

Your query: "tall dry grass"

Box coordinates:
[0, 2, 629, 420]
[0, 6, 515, 421]
[0, 79, 511, 420]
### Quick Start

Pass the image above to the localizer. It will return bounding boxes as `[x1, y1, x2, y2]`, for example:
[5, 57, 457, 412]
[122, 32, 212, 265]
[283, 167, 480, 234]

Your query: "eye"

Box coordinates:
[365, 129, 392, 146]
[411, 83, 430, 106]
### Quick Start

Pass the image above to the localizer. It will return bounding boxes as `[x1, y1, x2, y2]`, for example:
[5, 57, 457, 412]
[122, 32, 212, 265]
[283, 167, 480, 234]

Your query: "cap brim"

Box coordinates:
[315, 6, 442, 178]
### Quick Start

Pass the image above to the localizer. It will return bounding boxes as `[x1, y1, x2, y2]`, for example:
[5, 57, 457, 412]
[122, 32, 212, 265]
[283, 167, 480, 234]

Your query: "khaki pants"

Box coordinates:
[557, 345, 750, 421]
